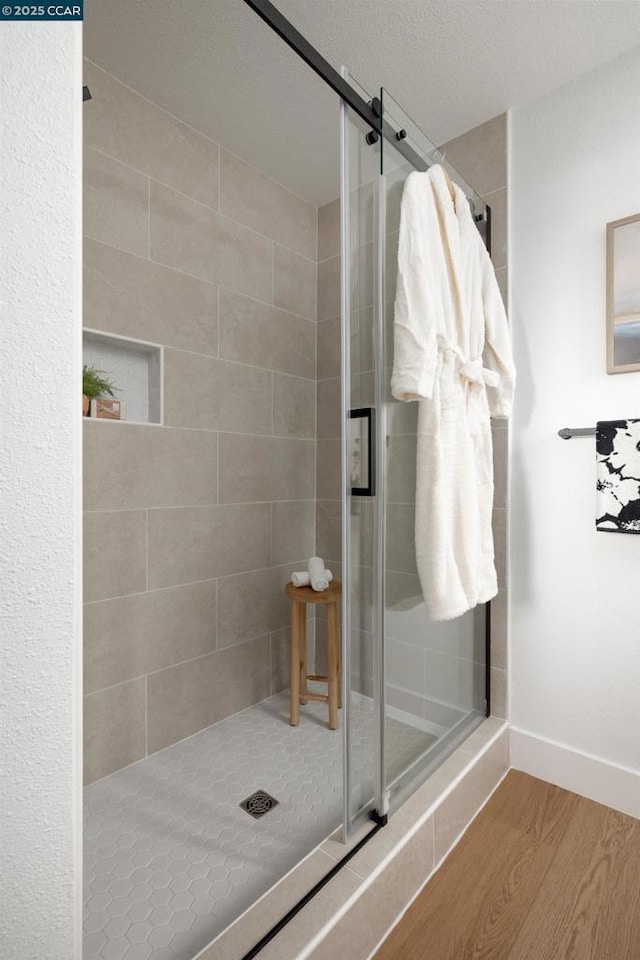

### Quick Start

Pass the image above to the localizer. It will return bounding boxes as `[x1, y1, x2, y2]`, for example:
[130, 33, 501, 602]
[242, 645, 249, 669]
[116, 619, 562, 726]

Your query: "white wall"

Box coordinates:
[510, 48, 640, 784]
[0, 24, 82, 958]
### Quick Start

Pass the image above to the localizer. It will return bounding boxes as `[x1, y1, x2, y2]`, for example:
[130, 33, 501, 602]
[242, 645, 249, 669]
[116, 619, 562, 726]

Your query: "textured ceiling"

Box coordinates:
[84, 0, 640, 206]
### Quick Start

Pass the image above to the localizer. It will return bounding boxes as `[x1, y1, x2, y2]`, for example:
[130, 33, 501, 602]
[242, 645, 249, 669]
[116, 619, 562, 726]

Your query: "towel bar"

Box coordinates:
[558, 427, 596, 440]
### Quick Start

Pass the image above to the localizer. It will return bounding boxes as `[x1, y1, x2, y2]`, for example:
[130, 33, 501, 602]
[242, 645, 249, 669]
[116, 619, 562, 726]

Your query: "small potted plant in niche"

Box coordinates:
[82, 364, 121, 419]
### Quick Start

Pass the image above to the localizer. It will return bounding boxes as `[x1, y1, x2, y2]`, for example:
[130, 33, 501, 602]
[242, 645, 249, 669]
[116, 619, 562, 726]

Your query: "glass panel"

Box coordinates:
[340, 73, 383, 835]
[379, 87, 488, 812]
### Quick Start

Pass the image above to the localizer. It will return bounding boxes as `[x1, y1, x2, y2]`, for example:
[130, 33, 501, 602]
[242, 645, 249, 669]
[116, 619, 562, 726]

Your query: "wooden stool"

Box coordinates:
[285, 580, 342, 730]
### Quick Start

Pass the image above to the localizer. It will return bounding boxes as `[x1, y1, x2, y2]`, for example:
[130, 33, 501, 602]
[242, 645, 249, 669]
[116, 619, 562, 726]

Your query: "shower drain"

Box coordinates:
[239, 789, 279, 819]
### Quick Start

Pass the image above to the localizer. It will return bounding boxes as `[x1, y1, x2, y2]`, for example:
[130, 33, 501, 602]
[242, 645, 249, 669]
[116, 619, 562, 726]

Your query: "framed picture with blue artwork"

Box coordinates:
[607, 212, 640, 374]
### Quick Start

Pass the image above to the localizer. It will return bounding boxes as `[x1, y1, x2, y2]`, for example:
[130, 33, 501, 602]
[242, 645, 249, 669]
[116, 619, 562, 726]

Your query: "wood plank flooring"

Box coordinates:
[374, 770, 640, 960]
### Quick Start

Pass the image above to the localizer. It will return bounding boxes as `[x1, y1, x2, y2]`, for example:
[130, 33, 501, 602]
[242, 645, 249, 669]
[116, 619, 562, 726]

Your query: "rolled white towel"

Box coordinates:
[290, 569, 333, 588]
[308, 556, 329, 592]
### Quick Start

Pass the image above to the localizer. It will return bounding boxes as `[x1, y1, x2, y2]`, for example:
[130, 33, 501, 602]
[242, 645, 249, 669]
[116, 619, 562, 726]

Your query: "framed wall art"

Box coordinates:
[606, 212, 640, 374]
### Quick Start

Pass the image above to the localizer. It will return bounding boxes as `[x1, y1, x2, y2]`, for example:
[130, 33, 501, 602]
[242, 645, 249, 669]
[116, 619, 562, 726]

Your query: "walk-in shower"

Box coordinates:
[82, 3, 495, 958]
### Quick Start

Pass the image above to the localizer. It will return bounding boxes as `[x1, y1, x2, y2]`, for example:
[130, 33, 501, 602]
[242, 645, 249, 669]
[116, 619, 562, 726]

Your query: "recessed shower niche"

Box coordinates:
[83, 329, 163, 424]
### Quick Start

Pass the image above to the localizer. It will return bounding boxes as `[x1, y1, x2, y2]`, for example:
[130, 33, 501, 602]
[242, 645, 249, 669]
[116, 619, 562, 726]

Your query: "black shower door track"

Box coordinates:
[244, 0, 427, 172]
[243, 0, 491, 235]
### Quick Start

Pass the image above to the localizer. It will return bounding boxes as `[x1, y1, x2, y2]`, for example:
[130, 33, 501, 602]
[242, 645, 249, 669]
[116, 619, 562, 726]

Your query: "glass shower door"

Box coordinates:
[341, 79, 489, 836]
[340, 75, 384, 836]
[378, 88, 488, 812]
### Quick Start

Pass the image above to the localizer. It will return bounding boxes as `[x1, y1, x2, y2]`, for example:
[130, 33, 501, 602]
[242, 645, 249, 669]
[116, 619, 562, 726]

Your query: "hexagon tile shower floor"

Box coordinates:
[83, 690, 435, 960]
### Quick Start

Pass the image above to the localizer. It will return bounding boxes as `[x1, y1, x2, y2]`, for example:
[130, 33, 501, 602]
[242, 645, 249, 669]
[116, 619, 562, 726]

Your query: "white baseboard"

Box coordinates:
[510, 727, 640, 820]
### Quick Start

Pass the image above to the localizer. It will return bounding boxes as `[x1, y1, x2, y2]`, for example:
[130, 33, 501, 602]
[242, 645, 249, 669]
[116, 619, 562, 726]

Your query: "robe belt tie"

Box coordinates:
[442, 346, 499, 433]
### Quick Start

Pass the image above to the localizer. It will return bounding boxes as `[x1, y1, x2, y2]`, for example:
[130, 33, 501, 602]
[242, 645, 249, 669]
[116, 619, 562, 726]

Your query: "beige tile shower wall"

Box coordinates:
[82, 59, 317, 784]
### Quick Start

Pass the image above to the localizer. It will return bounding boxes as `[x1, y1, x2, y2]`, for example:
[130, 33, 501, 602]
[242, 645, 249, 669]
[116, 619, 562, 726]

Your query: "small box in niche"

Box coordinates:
[91, 398, 123, 420]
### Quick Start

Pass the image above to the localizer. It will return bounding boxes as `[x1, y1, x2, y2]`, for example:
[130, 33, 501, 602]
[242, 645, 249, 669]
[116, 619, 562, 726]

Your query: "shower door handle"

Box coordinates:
[348, 407, 375, 497]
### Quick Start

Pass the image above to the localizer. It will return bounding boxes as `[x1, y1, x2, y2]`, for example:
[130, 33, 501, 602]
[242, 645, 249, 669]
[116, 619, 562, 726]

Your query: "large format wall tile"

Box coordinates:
[493, 508, 507, 589]
[495, 266, 508, 306]
[219, 289, 315, 379]
[387, 395, 418, 436]
[150, 180, 273, 301]
[84, 423, 217, 510]
[422, 648, 484, 709]
[440, 114, 506, 198]
[347, 306, 374, 378]
[147, 503, 271, 589]
[491, 666, 507, 719]
[490, 586, 507, 671]
[317, 378, 341, 440]
[83, 238, 218, 356]
[273, 373, 316, 440]
[318, 198, 340, 262]
[146, 638, 270, 753]
[385, 179, 404, 238]
[351, 370, 375, 410]
[386, 435, 417, 504]
[385, 637, 424, 695]
[164, 348, 272, 434]
[217, 565, 293, 648]
[84, 146, 149, 257]
[272, 500, 315, 565]
[317, 256, 341, 322]
[486, 188, 507, 270]
[270, 626, 291, 697]
[317, 315, 341, 381]
[220, 150, 316, 260]
[83, 60, 219, 210]
[218, 434, 315, 503]
[349, 242, 375, 314]
[84, 580, 217, 694]
[386, 503, 417, 574]
[83, 510, 146, 602]
[384, 234, 399, 305]
[83, 678, 145, 784]
[315, 499, 341, 563]
[385, 571, 421, 613]
[492, 422, 508, 509]
[274, 244, 316, 321]
[349, 629, 374, 695]
[316, 438, 341, 501]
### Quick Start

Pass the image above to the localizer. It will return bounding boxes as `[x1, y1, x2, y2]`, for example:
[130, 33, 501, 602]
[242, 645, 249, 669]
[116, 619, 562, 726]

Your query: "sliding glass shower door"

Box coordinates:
[342, 81, 489, 836]
[379, 88, 488, 812]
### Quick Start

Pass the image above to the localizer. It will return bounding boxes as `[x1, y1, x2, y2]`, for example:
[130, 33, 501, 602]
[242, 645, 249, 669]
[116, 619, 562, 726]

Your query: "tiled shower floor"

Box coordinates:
[84, 691, 435, 960]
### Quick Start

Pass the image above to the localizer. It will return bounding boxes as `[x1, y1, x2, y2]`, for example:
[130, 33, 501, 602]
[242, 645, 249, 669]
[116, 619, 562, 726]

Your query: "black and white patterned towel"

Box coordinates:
[596, 419, 640, 533]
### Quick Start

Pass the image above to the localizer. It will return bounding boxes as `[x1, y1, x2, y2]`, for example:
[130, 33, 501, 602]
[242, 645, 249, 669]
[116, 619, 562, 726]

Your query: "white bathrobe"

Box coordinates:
[391, 166, 515, 621]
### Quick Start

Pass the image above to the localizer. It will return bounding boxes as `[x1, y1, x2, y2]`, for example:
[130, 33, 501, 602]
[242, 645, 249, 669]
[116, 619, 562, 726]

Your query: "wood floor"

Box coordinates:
[374, 770, 640, 960]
